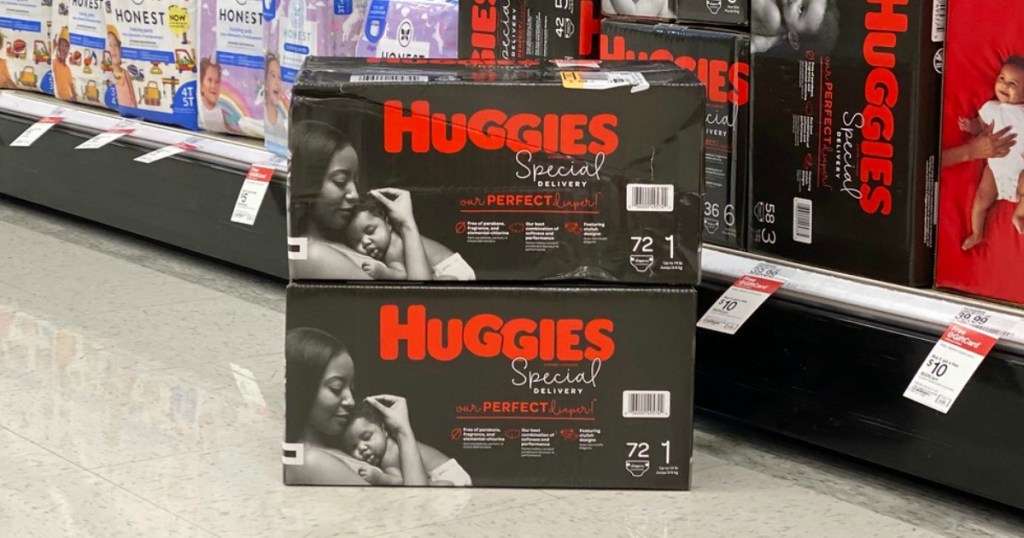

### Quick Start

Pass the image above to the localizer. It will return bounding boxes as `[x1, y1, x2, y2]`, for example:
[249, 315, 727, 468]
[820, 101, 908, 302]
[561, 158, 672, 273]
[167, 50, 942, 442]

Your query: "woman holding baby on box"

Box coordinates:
[289, 121, 476, 281]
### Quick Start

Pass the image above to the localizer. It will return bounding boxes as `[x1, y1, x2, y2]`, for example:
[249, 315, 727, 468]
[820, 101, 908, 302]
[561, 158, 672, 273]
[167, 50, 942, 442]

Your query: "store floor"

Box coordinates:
[1, 198, 1023, 538]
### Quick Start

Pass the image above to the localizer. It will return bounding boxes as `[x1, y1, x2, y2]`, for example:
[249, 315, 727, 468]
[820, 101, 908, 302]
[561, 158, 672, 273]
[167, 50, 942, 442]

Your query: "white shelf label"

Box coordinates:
[230, 165, 275, 225]
[904, 307, 1016, 413]
[10, 115, 64, 147]
[76, 121, 139, 150]
[135, 138, 201, 164]
[698, 266, 785, 335]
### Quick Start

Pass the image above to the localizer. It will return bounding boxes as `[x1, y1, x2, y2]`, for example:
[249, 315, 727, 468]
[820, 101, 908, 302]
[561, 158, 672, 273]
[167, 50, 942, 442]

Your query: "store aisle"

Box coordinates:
[1, 198, 1022, 538]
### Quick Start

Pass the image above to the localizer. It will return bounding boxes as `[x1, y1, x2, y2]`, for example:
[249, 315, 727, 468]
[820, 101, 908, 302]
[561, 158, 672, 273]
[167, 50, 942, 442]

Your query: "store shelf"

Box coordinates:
[696, 247, 1024, 510]
[0, 91, 289, 278]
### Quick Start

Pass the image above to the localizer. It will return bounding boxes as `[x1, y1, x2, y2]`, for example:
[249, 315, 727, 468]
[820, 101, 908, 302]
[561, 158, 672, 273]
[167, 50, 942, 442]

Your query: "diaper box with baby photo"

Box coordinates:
[748, 0, 944, 285]
[263, 0, 460, 156]
[936, 0, 1024, 306]
[284, 283, 695, 489]
[0, 0, 53, 93]
[196, 0, 264, 137]
[458, 0, 600, 60]
[51, 0, 117, 108]
[600, 19, 749, 248]
[286, 58, 705, 284]
[601, 0, 748, 28]
[107, 0, 199, 130]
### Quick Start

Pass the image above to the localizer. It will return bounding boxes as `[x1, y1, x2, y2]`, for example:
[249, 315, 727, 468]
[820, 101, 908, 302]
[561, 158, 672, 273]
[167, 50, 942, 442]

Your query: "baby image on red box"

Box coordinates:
[938, 0, 1024, 305]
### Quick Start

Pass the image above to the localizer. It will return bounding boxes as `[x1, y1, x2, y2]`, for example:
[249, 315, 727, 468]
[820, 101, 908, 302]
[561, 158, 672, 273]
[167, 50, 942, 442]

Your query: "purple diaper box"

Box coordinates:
[198, 0, 265, 138]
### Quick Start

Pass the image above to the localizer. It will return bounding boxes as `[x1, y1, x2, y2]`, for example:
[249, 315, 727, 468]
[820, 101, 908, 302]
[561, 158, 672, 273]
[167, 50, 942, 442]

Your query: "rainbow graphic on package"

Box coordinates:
[0, 0, 53, 93]
[196, 0, 263, 138]
[107, 0, 198, 130]
[51, 0, 117, 108]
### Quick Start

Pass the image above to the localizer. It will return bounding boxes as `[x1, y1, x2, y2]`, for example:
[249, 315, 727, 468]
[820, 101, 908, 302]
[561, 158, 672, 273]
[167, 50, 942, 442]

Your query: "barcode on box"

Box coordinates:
[793, 197, 812, 244]
[932, 0, 946, 42]
[626, 184, 674, 212]
[350, 75, 430, 83]
[622, 390, 670, 418]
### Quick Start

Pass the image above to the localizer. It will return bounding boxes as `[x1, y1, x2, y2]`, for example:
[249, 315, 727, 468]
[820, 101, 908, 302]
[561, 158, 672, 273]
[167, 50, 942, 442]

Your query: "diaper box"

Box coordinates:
[600, 0, 747, 28]
[51, 0, 116, 108]
[107, 0, 199, 129]
[0, 0, 53, 93]
[601, 20, 749, 248]
[458, 0, 601, 60]
[197, 0, 264, 137]
[748, 0, 943, 285]
[288, 58, 704, 284]
[936, 0, 1024, 305]
[284, 283, 695, 490]
[263, 0, 460, 155]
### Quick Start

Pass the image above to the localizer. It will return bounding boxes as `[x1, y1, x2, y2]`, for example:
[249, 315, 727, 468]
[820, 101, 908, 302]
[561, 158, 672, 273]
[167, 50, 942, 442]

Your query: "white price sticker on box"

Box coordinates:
[904, 307, 1018, 413]
[10, 114, 64, 147]
[230, 164, 275, 225]
[76, 121, 138, 150]
[135, 138, 200, 163]
[697, 266, 785, 335]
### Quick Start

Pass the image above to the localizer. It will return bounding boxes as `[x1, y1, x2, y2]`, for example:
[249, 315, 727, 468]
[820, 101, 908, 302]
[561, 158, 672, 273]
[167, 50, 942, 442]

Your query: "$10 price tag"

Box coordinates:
[903, 307, 1017, 413]
[230, 164, 277, 225]
[697, 264, 785, 335]
[10, 113, 65, 147]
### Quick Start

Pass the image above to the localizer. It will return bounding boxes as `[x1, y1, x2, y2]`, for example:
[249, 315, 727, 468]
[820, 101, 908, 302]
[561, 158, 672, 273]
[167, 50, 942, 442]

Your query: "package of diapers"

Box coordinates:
[262, 0, 345, 155]
[353, 0, 458, 60]
[0, 0, 53, 93]
[107, 0, 198, 130]
[51, 0, 117, 108]
[196, 0, 263, 137]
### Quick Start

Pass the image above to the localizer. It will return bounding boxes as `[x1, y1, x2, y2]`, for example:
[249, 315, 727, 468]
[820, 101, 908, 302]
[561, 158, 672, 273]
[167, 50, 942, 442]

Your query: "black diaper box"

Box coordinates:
[601, 20, 749, 248]
[601, 0, 748, 28]
[748, 0, 943, 285]
[284, 283, 695, 489]
[288, 58, 705, 284]
[459, 0, 602, 60]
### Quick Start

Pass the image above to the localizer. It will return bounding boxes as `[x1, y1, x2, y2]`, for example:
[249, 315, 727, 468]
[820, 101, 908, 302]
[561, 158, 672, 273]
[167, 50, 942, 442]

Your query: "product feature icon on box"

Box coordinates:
[284, 284, 695, 490]
[107, 0, 199, 129]
[286, 58, 705, 284]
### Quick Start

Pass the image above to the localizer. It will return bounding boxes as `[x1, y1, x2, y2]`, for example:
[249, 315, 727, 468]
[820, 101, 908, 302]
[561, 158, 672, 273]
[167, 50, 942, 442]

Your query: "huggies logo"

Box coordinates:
[853, 0, 907, 216]
[379, 305, 615, 362]
[383, 100, 619, 156]
[468, 0, 499, 59]
[600, 35, 749, 106]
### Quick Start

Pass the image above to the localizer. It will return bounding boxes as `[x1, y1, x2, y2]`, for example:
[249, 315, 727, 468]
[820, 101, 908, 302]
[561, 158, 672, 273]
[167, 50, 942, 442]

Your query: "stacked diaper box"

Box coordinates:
[283, 58, 703, 489]
[746, 0, 943, 286]
[936, 0, 1024, 306]
[600, 19, 749, 248]
[600, 0, 748, 29]
[0, 0, 53, 93]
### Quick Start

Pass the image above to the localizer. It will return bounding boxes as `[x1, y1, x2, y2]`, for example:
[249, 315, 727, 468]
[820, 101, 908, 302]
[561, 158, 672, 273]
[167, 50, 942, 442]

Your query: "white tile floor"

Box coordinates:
[1, 198, 1023, 538]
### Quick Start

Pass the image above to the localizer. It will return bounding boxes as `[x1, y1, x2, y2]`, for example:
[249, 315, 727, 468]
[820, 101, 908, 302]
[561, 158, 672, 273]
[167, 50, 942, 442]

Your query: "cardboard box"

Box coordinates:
[601, 0, 748, 28]
[601, 20, 749, 248]
[936, 0, 1024, 305]
[459, 0, 601, 60]
[288, 58, 704, 284]
[284, 283, 695, 489]
[748, 0, 943, 285]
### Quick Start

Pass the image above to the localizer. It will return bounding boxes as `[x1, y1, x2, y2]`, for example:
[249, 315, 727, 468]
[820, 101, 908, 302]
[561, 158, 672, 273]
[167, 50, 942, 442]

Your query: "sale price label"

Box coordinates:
[697, 268, 785, 335]
[230, 164, 275, 225]
[904, 307, 1017, 413]
[10, 115, 64, 147]
[76, 121, 138, 150]
[135, 137, 201, 163]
